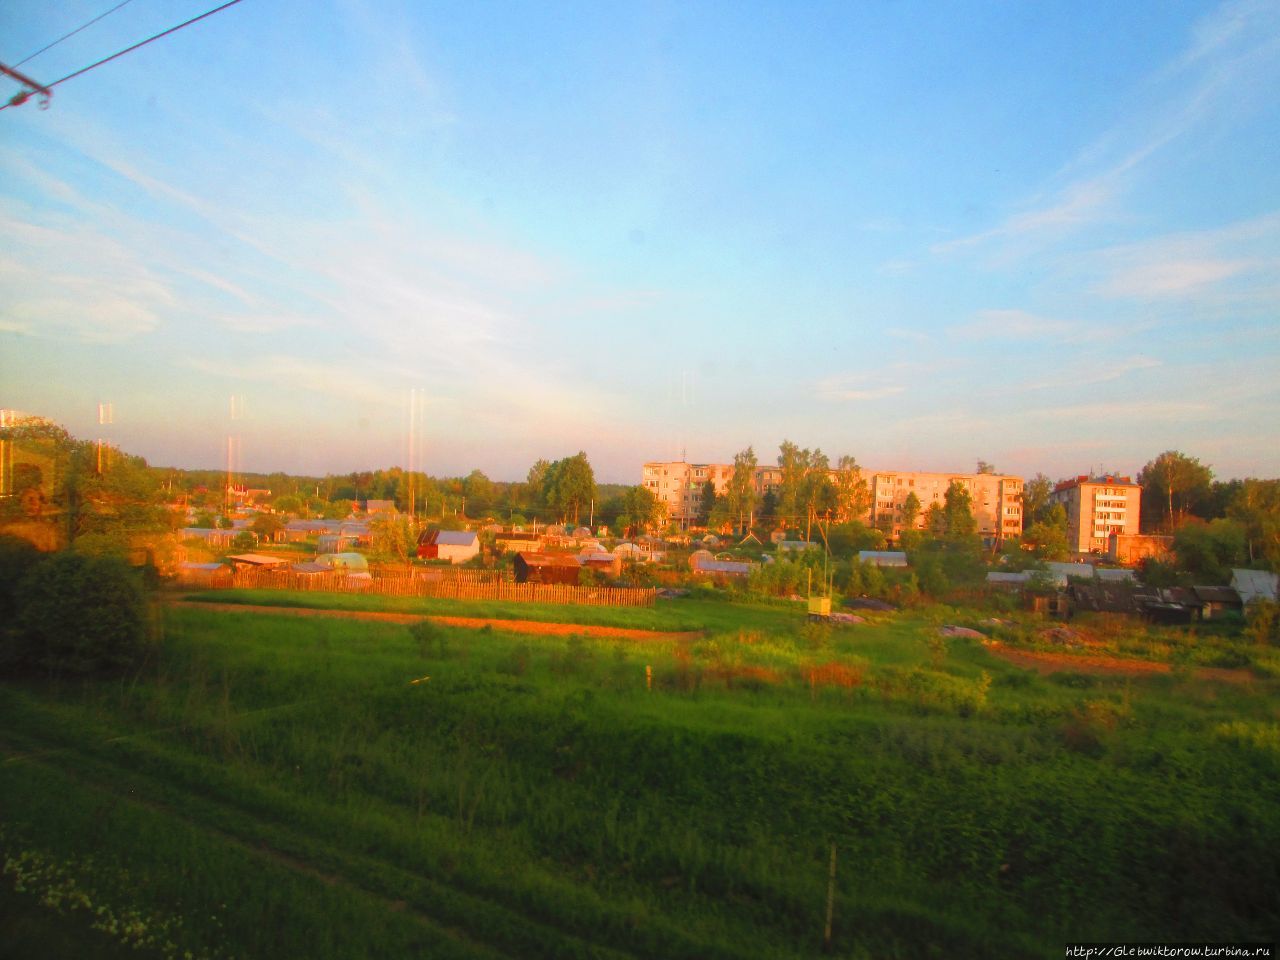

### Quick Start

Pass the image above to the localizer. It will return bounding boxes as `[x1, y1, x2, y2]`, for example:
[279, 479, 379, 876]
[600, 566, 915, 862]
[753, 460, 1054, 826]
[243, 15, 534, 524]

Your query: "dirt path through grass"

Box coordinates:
[984, 642, 1255, 684]
[164, 599, 702, 642]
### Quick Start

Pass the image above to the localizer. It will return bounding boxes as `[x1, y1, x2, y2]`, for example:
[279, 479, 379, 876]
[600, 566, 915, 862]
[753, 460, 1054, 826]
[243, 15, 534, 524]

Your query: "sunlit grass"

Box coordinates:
[2, 601, 1277, 958]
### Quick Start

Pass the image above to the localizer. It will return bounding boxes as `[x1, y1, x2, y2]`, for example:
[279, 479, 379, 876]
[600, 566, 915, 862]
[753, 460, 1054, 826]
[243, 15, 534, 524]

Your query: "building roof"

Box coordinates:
[694, 559, 753, 575]
[777, 539, 817, 551]
[434, 530, 478, 547]
[1230, 569, 1279, 604]
[986, 571, 1031, 584]
[1096, 568, 1137, 583]
[1053, 474, 1140, 493]
[858, 550, 908, 567]
[317, 552, 369, 570]
[226, 553, 287, 566]
[1192, 585, 1242, 605]
[1069, 581, 1148, 615]
[291, 562, 332, 574]
[516, 552, 583, 569]
[179, 562, 224, 572]
[1046, 561, 1095, 584]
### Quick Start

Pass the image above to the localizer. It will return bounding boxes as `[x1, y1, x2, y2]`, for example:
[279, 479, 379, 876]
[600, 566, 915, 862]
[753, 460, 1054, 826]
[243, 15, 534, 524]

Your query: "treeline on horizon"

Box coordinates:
[2, 418, 1278, 577]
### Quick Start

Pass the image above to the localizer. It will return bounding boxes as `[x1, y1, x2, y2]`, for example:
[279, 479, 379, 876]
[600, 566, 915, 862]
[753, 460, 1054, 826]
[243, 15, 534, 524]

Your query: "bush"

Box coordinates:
[0, 535, 42, 623]
[5, 552, 148, 677]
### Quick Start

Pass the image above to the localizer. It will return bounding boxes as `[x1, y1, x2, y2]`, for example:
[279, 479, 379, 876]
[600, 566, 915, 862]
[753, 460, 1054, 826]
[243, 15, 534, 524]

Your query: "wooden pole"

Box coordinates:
[823, 842, 837, 951]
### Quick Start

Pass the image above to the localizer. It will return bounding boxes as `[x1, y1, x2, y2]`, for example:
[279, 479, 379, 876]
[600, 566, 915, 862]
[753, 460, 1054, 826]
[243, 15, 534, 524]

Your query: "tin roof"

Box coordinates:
[1231, 569, 1279, 604]
[858, 551, 908, 567]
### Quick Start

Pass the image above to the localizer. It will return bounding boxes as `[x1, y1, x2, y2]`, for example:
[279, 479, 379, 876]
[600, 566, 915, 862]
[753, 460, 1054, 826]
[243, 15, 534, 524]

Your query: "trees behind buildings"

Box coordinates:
[1139, 451, 1214, 532]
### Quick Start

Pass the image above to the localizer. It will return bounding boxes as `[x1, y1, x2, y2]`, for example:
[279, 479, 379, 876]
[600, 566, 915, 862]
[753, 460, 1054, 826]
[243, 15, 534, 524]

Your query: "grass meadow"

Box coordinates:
[2, 594, 1278, 958]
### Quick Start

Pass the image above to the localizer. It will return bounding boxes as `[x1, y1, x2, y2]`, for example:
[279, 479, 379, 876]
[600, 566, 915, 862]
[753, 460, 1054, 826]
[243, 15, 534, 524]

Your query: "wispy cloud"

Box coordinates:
[186, 355, 398, 408]
[1014, 355, 1164, 392]
[949, 309, 1073, 342]
[1022, 399, 1214, 422]
[0, 208, 173, 343]
[1085, 210, 1280, 302]
[935, 0, 1280, 256]
[816, 374, 905, 402]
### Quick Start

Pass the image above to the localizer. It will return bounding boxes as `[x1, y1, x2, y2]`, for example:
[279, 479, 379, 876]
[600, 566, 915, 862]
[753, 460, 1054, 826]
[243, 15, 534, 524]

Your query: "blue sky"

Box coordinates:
[2, 0, 1278, 483]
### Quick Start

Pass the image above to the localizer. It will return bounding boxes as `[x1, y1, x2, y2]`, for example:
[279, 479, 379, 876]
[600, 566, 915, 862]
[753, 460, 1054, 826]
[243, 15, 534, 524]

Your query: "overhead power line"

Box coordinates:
[15, 0, 137, 67]
[1, 0, 245, 112]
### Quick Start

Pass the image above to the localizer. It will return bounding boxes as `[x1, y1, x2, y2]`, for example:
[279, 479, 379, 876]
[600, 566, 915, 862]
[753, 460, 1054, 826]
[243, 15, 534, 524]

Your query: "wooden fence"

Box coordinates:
[173, 566, 656, 607]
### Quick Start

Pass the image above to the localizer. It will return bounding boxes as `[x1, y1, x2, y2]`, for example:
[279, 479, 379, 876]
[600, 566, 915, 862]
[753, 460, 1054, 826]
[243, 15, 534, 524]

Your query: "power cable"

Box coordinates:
[14, 0, 136, 67]
[1, 0, 244, 111]
[48, 0, 245, 89]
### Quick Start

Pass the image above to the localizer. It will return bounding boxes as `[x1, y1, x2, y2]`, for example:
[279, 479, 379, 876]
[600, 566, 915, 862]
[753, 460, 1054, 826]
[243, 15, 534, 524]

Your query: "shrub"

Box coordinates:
[1245, 600, 1279, 646]
[6, 552, 148, 677]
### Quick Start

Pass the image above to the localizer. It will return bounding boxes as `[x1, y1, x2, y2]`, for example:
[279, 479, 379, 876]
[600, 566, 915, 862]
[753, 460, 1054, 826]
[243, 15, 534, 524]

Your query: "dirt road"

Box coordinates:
[165, 599, 701, 642]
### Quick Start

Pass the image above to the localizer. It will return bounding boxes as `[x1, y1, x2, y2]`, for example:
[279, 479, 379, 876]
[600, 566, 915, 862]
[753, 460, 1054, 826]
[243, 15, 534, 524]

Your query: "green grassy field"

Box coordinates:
[2, 597, 1277, 959]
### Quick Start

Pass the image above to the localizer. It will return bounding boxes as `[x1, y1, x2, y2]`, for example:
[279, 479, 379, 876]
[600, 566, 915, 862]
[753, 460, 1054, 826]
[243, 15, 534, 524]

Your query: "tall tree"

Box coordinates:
[1172, 519, 1247, 583]
[525, 459, 552, 512]
[545, 452, 596, 525]
[799, 448, 832, 536]
[370, 512, 416, 565]
[696, 479, 717, 527]
[776, 440, 806, 523]
[1022, 503, 1069, 560]
[620, 485, 663, 535]
[1022, 473, 1055, 527]
[832, 455, 870, 523]
[463, 469, 497, 517]
[943, 481, 978, 540]
[976, 460, 997, 475]
[725, 446, 759, 533]
[1227, 479, 1280, 571]
[900, 491, 922, 531]
[1139, 451, 1213, 532]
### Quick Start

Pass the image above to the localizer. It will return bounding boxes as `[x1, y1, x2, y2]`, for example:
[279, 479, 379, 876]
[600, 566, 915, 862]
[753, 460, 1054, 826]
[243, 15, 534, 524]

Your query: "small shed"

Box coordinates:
[1193, 585, 1244, 620]
[513, 552, 582, 585]
[858, 550, 908, 568]
[226, 553, 288, 570]
[692, 558, 753, 578]
[579, 552, 622, 577]
[417, 529, 479, 564]
[495, 531, 543, 553]
[317, 552, 370, 574]
[177, 561, 226, 582]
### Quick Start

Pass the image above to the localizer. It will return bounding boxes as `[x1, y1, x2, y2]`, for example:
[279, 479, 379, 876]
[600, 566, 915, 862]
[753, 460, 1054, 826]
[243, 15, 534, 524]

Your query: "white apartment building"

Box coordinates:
[1049, 475, 1142, 555]
[643, 459, 1023, 544]
[868, 471, 1023, 547]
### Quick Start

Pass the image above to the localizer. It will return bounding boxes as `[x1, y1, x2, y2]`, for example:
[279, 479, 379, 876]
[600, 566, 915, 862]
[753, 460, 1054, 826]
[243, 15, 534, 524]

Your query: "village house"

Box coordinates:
[416, 529, 480, 564]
